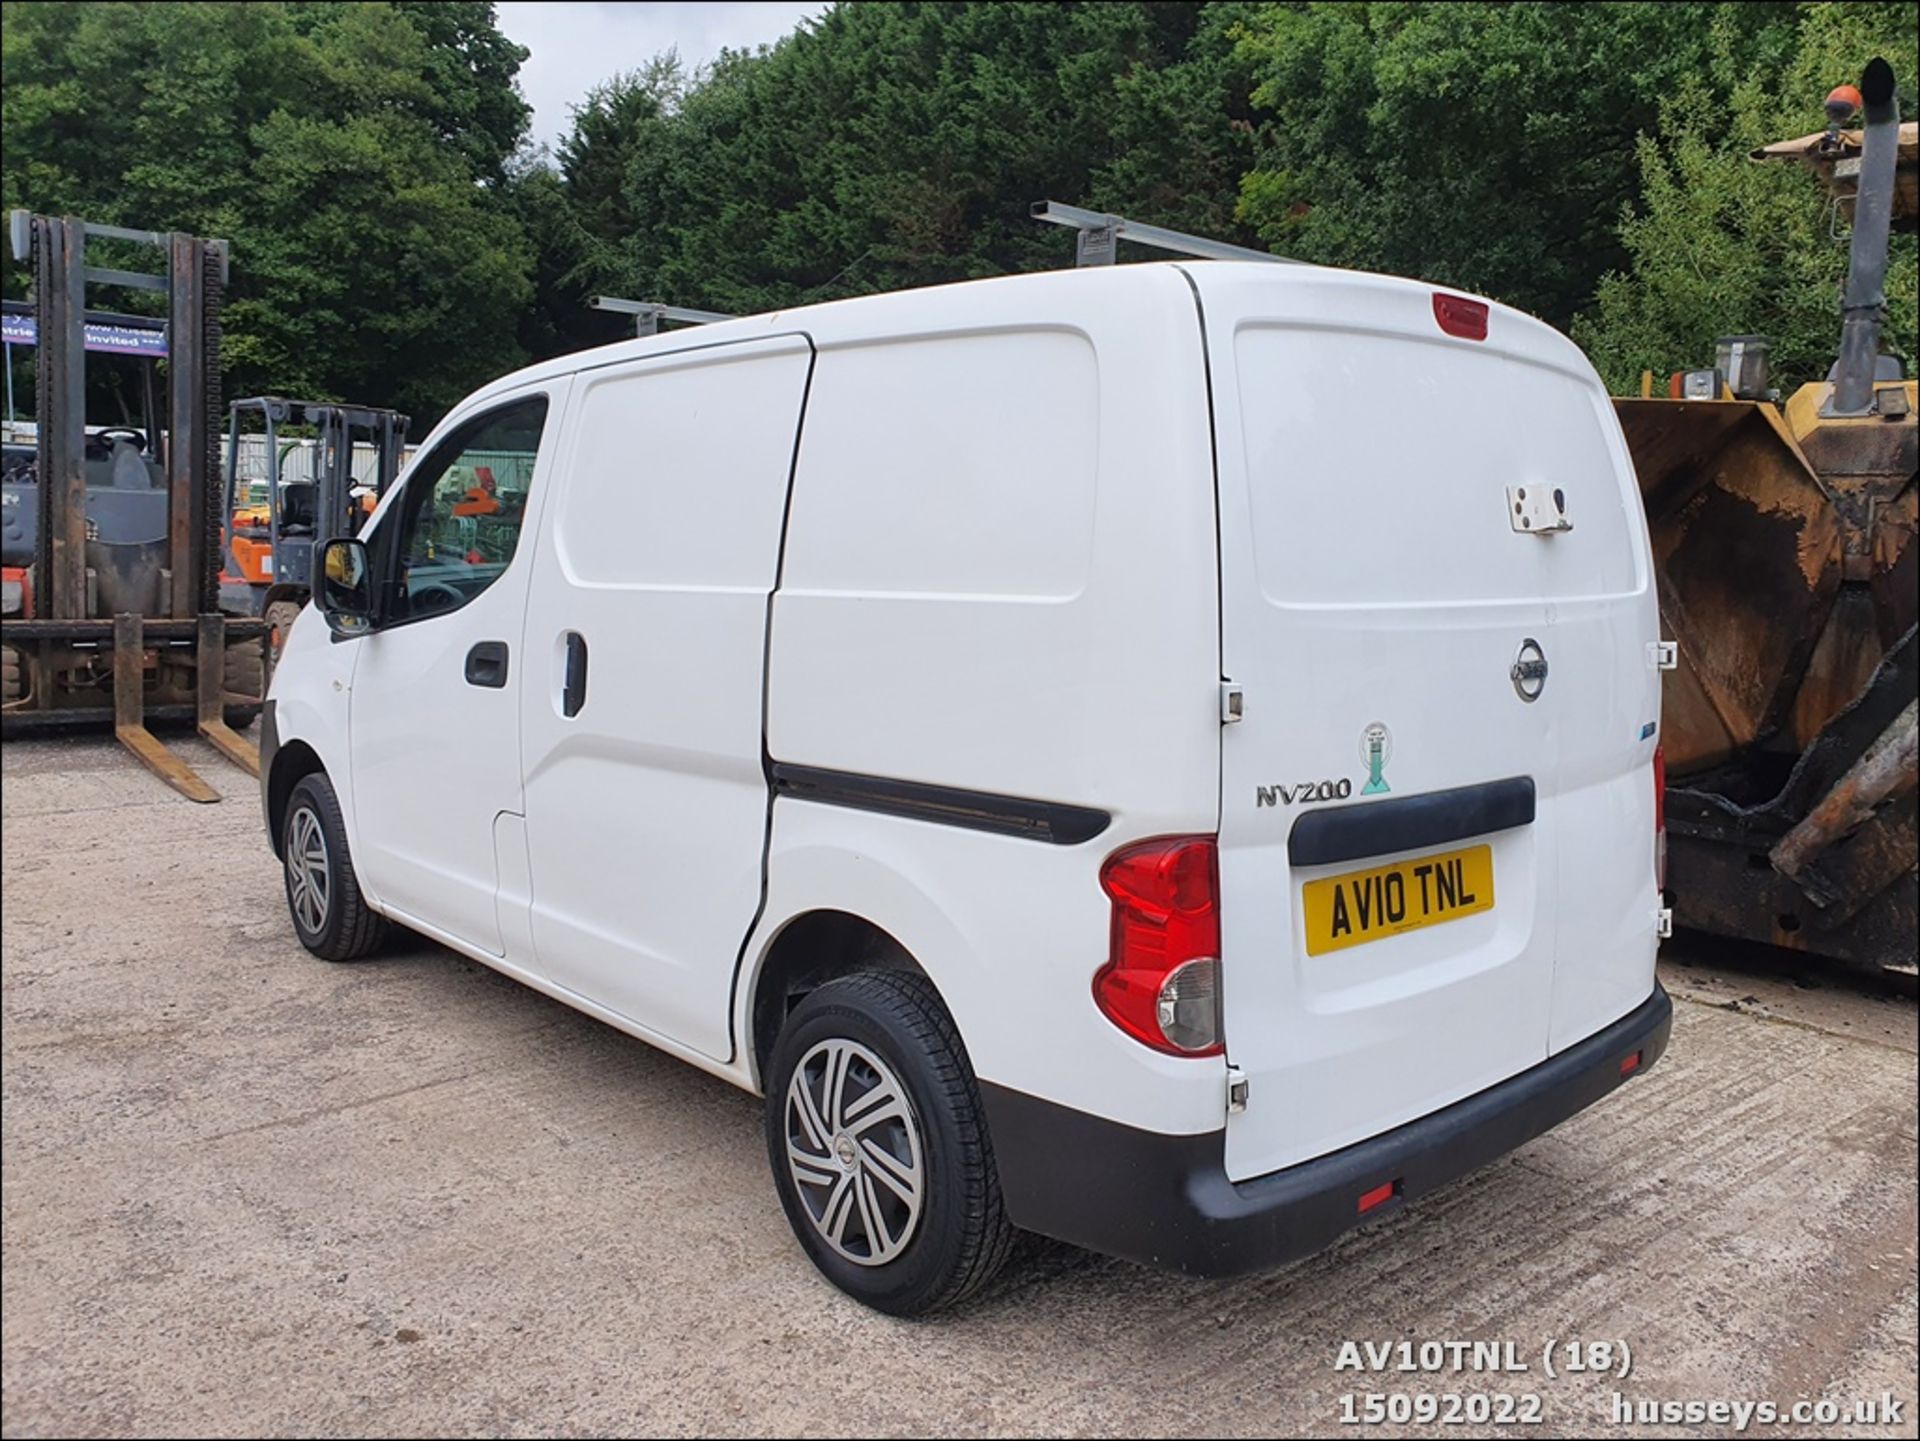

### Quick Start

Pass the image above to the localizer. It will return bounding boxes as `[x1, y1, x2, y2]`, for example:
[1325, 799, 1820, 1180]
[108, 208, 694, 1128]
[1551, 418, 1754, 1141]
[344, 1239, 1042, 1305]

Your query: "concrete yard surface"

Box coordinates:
[3, 733, 1917, 1439]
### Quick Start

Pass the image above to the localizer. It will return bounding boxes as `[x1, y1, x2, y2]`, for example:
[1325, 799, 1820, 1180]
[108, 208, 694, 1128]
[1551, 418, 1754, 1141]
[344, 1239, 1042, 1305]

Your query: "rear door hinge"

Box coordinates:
[1656, 907, 1673, 939]
[1227, 1065, 1249, 1113]
[1220, 683, 1244, 724]
[1649, 640, 1678, 671]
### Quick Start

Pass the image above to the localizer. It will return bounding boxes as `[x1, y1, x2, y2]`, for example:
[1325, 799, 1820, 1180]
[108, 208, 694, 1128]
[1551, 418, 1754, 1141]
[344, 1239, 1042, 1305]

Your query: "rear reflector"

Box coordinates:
[1432, 292, 1488, 340]
[1620, 1051, 1642, 1076]
[1357, 1181, 1398, 1214]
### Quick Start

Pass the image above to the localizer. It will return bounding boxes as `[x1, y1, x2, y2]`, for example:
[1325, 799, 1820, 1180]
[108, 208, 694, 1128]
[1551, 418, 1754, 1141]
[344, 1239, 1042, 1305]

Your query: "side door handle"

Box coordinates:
[562, 631, 588, 717]
[465, 640, 509, 688]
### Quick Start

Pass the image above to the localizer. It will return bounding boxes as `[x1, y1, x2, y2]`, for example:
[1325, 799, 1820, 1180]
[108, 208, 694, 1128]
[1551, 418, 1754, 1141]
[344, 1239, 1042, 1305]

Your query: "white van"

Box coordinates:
[263, 261, 1672, 1315]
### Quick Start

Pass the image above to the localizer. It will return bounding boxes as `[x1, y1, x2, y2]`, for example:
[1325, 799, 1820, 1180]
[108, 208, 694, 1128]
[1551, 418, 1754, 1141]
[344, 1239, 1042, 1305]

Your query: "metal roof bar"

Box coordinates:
[1031, 200, 1298, 268]
[590, 295, 735, 337]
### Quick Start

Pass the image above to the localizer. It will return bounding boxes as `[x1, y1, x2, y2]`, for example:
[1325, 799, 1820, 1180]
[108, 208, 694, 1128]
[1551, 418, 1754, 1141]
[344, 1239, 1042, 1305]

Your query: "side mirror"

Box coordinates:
[318, 537, 375, 638]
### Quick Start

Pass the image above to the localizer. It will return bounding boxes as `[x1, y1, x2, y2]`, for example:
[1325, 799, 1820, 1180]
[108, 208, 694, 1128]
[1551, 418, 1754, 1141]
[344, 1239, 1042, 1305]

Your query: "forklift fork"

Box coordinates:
[196, 612, 261, 778]
[109, 612, 261, 802]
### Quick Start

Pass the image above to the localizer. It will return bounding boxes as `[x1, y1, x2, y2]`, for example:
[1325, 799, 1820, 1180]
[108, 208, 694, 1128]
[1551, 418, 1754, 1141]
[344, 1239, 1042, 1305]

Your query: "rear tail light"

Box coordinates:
[1620, 1050, 1643, 1076]
[1653, 743, 1667, 891]
[1432, 292, 1488, 340]
[1095, 836, 1223, 1057]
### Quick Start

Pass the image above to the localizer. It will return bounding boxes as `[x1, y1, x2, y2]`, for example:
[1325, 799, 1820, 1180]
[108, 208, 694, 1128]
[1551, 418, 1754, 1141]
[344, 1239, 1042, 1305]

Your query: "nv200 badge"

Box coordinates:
[1256, 778, 1352, 808]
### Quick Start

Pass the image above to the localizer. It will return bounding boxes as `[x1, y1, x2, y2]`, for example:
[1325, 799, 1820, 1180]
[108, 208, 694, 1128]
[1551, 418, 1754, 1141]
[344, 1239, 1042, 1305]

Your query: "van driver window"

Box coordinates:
[388, 395, 549, 621]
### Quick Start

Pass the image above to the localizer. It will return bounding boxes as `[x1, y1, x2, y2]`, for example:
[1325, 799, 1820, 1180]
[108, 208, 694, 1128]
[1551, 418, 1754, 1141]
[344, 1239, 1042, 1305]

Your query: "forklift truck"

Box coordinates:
[220, 397, 408, 660]
[0, 210, 265, 802]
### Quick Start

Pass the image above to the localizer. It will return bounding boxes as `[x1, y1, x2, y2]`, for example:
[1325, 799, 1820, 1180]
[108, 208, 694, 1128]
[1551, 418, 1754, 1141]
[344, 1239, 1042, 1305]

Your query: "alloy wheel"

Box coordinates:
[784, 1038, 925, 1266]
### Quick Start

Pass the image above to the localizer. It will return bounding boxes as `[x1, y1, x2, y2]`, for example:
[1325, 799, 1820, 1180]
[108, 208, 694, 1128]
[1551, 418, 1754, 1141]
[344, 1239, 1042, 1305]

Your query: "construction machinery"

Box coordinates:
[219, 397, 408, 658]
[1612, 58, 1917, 977]
[1, 210, 265, 802]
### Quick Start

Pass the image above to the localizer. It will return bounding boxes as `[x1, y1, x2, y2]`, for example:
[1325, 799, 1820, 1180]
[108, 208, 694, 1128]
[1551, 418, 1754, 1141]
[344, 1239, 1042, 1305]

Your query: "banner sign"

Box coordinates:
[1, 311, 168, 358]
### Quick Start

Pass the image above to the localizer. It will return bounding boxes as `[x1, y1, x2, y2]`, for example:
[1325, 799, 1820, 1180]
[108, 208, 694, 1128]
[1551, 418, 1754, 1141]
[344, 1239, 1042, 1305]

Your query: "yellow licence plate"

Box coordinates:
[1302, 844, 1495, 956]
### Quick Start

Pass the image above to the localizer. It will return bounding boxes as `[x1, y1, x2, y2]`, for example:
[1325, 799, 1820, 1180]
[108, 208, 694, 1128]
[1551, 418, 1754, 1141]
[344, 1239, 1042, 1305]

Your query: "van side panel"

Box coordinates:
[517, 336, 813, 1061]
[762, 270, 1223, 1128]
[770, 327, 1106, 802]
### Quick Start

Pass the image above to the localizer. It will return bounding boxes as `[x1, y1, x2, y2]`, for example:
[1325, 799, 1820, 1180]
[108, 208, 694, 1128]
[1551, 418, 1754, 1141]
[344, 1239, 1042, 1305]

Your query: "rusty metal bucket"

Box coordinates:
[1617, 385, 1918, 973]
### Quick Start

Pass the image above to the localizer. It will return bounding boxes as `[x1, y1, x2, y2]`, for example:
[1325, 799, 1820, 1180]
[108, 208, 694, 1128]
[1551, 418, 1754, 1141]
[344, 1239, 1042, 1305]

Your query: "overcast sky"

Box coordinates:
[496, 2, 830, 152]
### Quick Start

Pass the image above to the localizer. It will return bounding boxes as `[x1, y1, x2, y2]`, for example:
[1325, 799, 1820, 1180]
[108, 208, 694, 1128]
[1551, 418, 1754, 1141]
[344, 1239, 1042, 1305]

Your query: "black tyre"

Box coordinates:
[224, 637, 266, 698]
[222, 637, 268, 730]
[765, 970, 1014, 1316]
[282, 772, 387, 961]
[264, 600, 303, 665]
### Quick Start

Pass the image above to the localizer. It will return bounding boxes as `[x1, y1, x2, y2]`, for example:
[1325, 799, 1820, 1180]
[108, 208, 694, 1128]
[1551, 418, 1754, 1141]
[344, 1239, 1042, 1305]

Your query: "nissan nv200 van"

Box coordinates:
[262, 261, 1672, 1315]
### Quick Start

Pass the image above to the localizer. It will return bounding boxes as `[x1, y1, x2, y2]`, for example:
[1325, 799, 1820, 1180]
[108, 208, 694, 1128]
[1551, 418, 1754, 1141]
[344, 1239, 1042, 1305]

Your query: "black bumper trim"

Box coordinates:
[1289, 775, 1536, 868]
[980, 983, 1671, 1278]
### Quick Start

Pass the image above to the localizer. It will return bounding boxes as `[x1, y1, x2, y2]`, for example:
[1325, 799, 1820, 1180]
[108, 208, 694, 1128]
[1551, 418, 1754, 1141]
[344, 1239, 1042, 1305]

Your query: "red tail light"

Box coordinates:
[1653, 743, 1667, 891]
[1095, 836, 1223, 1057]
[1432, 292, 1488, 340]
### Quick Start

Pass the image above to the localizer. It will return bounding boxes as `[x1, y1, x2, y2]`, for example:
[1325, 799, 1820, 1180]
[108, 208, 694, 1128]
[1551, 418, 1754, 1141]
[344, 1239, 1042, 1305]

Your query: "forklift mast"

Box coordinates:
[13, 211, 229, 620]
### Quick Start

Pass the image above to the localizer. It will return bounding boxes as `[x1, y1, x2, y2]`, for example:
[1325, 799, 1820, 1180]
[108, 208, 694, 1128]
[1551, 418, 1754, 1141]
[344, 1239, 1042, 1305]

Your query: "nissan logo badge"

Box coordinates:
[1511, 638, 1549, 702]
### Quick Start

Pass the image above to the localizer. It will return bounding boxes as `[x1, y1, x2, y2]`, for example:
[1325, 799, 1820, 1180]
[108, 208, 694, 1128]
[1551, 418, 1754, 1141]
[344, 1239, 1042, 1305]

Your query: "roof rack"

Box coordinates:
[590, 295, 734, 338]
[1029, 200, 1296, 268]
[583, 202, 1293, 343]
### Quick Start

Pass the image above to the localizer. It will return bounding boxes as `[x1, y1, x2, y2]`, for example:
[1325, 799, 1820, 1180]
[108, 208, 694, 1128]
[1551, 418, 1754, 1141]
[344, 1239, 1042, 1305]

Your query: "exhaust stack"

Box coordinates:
[1828, 58, 1900, 416]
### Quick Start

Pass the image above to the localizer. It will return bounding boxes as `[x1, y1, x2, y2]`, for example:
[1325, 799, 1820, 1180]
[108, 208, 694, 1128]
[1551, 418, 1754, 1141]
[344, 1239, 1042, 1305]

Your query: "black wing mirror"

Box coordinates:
[318, 537, 375, 639]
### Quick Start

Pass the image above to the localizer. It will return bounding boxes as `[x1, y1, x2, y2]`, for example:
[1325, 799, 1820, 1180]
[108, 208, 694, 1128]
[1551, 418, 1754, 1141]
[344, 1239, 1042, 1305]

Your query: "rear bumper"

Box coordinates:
[980, 983, 1672, 1278]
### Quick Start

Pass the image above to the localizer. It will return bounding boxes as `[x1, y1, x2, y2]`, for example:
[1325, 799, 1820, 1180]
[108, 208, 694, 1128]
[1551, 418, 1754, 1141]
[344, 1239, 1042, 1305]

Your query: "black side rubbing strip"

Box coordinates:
[770, 763, 1111, 846]
[1289, 776, 1536, 868]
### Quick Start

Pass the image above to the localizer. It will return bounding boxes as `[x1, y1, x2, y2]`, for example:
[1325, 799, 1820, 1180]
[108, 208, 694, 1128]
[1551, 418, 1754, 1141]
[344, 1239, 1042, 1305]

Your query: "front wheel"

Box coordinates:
[765, 970, 1014, 1315]
[282, 772, 387, 961]
[264, 599, 303, 666]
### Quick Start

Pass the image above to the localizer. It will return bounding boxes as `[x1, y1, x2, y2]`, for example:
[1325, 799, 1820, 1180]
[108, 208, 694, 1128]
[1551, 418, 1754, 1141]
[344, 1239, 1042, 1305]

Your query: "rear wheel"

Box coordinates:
[765, 970, 1014, 1315]
[283, 772, 387, 961]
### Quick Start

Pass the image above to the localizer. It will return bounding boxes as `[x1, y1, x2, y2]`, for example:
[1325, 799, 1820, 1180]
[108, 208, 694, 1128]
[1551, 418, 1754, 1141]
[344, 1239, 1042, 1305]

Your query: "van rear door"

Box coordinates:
[1187, 264, 1659, 1184]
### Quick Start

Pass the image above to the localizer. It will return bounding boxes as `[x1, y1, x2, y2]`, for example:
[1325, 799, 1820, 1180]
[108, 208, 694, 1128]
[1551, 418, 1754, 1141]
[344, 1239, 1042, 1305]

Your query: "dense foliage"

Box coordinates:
[3, 1, 1914, 427]
[1, 0, 532, 419]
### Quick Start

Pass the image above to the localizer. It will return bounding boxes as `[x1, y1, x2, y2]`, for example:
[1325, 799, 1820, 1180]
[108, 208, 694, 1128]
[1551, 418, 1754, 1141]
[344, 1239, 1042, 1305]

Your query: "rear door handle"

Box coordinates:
[562, 631, 588, 717]
[465, 640, 509, 688]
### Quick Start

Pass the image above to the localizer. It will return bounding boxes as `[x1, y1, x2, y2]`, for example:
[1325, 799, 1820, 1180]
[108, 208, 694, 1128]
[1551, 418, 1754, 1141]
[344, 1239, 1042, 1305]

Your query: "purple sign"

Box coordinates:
[2, 311, 168, 358]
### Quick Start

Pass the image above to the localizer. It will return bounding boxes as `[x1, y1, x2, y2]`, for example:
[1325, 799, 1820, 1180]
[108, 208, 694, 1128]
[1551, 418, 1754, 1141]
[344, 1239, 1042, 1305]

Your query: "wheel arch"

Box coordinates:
[266, 738, 326, 859]
[745, 909, 931, 1091]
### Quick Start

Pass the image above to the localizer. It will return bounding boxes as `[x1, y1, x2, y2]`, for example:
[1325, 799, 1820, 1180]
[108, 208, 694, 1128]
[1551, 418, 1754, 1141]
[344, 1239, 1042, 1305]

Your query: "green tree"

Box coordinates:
[1573, 2, 1920, 391]
[1, 0, 535, 424]
[1233, 1, 1801, 328]
[562, 2, 1264, 318]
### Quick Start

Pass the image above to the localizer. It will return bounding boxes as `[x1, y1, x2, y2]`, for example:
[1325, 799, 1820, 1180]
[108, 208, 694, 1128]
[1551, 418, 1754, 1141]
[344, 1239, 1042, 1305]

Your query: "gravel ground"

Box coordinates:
[3, 731, 1916, 1439]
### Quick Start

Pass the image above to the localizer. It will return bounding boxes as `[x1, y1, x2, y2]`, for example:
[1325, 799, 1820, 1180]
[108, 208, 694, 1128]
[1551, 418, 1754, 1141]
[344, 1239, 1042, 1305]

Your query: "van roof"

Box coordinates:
[455, 261, 1584, 422]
